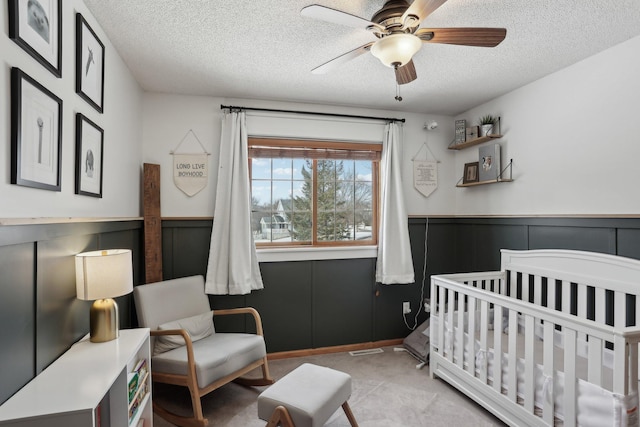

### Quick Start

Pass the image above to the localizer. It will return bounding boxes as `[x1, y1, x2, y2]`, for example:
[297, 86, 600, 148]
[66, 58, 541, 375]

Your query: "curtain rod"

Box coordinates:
[220, 105, 405, 123]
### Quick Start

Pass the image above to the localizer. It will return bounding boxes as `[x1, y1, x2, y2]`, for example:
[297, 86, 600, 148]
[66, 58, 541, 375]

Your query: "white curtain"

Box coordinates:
[205, 111, 264, 295]
[376, 122, 415, 284]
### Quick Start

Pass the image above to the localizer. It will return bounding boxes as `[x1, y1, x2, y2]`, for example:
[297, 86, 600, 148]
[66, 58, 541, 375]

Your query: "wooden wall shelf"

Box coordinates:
[456, 159, 513, 188]
[457, 178, 513, 188]
[449, 134, 502, 150]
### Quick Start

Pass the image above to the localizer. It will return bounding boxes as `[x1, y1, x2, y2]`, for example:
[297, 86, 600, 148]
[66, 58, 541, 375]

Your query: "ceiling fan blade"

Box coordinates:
[301, 4, 385, 32]
[395, 60, 417, 85]
[311, 43, 374, 75]
[416, 27, 507, 47]
[402, 0, 449, 25]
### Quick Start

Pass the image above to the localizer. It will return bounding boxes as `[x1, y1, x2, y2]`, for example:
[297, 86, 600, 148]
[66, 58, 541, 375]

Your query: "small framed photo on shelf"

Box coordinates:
[463, 162, 479, 184]
[478, 143, 502, 182]
[75, 113, 104, 197]
[8, 0, 62, 77]
[76, 13, 105, 113]
[455, 119, 466, 144]
[11, 67, 62, 191]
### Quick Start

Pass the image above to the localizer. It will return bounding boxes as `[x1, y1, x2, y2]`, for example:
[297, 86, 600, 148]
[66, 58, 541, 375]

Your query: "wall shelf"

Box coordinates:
[457, 178, 513, 188]
[449, 134, 503, 150]
[457, 159, 513, 188]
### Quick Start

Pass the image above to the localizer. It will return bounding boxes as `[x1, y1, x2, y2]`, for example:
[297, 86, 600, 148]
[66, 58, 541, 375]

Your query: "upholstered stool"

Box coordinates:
[258, 363, 358, 427]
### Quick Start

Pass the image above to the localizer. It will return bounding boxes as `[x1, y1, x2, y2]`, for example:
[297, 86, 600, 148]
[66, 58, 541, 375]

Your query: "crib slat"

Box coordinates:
[588, 336, 603, 387]
[613, 334, 629, 395]
[467, 296, 477, 376]
[524, 315, 535, 413]
[577, 283, 587, 346]
[493, 305, 503, 395]
[523, 273, 532, 303]
[509, 270, 517, 298]
[595, 287, 606, 324]
[533, 275, 542, 307]
[547, 278, 556, 313]
[507, 310, 518, 403]
[564, 328, 577, 427]
[543, 321, 555, 425]
[446, 288, 455, 363]
[456, 294, 465, 369]
[562, 280, 571, 315]
[630, 342, 638, 395]
[479, 300, 489, 384]
[438, 285, 445, 359]
[615, 291, 626, 327]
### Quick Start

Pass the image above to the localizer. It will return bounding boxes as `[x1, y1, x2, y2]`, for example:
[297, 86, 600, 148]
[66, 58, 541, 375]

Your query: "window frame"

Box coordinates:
[249, 137, 380, 248]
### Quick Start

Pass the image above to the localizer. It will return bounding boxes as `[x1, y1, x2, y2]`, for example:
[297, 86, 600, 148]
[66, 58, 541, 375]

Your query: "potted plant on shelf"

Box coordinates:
[478, 115, 496, 137]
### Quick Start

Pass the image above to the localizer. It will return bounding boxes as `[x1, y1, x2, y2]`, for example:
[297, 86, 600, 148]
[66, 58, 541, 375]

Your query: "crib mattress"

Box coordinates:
[431, 315, 638, 426]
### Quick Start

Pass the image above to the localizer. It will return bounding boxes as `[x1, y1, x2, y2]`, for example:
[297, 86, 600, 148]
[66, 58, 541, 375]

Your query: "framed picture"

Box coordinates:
[463, 162, 479, 184]
[11, 67, 62, 191]
[478, 143, 502, 182]
[8, 0, 62, 77]
[75, 113, 104, 197]
[76, 13, 105, 113]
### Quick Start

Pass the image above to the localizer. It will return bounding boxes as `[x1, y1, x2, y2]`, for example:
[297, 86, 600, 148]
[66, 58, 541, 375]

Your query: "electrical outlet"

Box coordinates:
[403, 301, 411, 314]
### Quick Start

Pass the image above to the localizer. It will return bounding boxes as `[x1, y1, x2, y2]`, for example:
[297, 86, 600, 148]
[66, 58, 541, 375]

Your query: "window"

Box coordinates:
[249, 138, 380, 247]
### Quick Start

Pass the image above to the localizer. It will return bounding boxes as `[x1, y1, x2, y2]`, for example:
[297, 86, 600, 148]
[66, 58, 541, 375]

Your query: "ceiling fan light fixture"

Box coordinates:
[370, 33, 422, 68]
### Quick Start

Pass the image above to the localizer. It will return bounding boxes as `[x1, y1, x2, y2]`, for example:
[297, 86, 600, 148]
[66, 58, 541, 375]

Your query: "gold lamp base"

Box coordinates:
[90, 298, 119, 343]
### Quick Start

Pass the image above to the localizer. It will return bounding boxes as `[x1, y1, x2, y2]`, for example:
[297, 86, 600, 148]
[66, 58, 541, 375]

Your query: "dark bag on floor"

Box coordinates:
[403, 318, 430, 364]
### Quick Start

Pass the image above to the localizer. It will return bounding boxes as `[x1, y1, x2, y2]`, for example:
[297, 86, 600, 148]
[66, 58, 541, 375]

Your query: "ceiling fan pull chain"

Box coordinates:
[395, 83, 403, 102]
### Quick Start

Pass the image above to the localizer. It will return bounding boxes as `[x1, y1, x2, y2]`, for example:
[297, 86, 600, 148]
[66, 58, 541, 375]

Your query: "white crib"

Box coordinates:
[430, 249, 640, 427]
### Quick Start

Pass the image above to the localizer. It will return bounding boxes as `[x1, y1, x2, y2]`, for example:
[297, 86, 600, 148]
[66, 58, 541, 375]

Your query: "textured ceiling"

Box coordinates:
[83, 0, 640, 115]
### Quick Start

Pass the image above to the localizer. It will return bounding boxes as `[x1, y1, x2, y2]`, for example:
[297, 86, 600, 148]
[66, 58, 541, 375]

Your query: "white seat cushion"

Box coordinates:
[153, 332, 266, 388]
[258, 363, 352, 427]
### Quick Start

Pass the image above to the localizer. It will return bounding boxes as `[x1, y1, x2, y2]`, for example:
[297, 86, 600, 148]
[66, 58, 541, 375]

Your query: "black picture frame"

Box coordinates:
[76, 13, 105, 113]
[11, 67, 63, 191]
[75, 113, 104, 198]
[463, 162, 479, 184]
[8, 0, 62, 77]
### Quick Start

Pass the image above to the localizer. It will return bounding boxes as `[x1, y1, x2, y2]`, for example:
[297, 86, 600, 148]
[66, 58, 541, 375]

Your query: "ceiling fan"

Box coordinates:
[301, 0, 507, 85]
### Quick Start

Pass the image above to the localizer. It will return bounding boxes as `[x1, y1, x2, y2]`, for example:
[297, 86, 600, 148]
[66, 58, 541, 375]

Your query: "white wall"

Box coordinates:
[142, 95, 456, 217]
[0, 0, 143, 219]
[454, 34, 640, 216]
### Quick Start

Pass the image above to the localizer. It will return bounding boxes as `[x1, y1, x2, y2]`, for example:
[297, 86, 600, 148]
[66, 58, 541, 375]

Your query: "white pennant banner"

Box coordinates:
[413, 160, 438, 198]
[173, 153, 208, 196]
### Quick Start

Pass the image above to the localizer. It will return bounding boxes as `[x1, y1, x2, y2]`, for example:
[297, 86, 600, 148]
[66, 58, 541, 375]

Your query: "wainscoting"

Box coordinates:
[3, 216, 640, 404]
[0, 220, 143, 404]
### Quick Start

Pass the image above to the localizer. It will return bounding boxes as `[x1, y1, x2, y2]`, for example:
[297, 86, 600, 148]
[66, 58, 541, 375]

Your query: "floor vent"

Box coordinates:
[348, 348, 384, 357]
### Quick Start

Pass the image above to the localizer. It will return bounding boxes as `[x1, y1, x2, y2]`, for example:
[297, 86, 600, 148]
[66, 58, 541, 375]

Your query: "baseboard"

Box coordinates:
[267, 339, 404, 360]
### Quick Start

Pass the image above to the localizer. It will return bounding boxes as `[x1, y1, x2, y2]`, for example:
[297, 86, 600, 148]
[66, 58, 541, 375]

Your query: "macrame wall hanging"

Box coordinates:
[170, 129, 210, 197]
[411, 142, 439, 198]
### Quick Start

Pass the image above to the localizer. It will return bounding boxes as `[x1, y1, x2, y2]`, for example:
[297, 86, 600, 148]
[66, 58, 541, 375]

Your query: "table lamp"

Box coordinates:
[75, 249, 133, 343]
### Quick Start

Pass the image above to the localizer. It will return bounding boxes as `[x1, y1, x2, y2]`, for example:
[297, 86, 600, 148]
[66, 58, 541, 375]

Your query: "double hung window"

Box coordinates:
[249, 138, 380, 247]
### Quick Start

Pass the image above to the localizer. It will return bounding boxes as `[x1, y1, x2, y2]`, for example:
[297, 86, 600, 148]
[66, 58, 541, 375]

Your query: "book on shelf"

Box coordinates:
[128, 357, 150, 422]
[133, 358, 148, 380]
[128, 372, 139, 403]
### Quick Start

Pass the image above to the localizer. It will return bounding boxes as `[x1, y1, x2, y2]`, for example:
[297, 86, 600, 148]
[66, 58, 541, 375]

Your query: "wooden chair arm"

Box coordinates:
[212, 307, 265, 336]
[150, 329, 198, 383]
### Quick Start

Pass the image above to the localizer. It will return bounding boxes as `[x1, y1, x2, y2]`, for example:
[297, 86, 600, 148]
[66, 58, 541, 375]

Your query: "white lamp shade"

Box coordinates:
[370, 33, 422, 68]
[76, 249, 133, 300]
